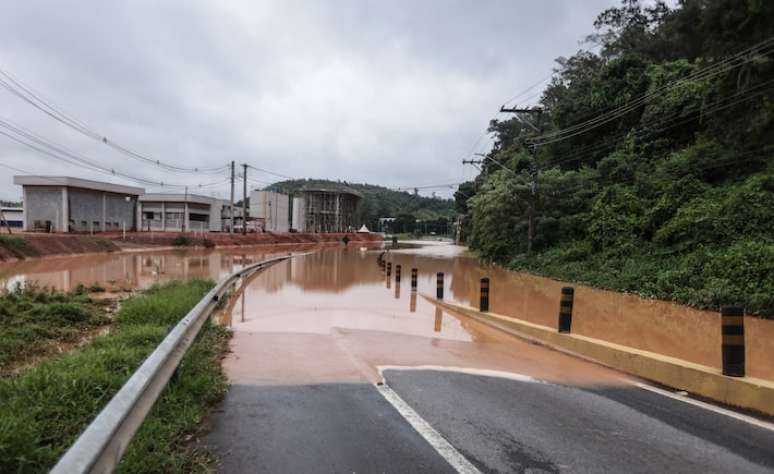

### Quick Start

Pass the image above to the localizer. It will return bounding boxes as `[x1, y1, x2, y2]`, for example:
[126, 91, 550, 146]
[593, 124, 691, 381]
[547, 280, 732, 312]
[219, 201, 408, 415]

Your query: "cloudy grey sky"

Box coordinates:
[0, 0, 621, 201]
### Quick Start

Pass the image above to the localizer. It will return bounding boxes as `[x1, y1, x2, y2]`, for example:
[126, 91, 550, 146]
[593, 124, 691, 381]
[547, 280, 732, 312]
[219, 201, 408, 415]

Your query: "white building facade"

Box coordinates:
[249, 190, 290, 232]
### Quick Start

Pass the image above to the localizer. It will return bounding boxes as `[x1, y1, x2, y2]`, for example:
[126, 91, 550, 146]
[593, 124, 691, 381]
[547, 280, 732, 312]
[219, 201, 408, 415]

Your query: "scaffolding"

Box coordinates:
[301, 186, 361, 233]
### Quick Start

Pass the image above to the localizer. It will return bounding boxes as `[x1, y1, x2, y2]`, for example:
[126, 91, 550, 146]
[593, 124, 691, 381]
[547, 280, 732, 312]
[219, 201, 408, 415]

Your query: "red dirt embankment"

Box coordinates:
[0, 233, 119, 261]
[114, 231, 383, 248]
[0, 231, 383, 261]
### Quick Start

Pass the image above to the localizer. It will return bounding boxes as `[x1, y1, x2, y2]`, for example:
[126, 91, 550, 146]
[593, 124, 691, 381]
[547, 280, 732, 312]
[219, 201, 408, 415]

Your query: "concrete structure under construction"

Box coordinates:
[249, 190, 290, 232]
[298, 186, 362, 233]
[139, 193, 223, 233]
[13, 176, 142, 233]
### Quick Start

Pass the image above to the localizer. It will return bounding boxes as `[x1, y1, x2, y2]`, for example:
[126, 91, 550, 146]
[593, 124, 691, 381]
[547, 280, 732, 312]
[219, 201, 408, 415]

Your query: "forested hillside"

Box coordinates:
[267, 179, 456, 232]
[458, 0, 774, 316]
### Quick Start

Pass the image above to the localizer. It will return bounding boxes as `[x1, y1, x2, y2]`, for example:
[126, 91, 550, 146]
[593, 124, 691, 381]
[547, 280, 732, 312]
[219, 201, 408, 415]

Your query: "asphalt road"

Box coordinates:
[384, 370, 774, 473]
[207, 371, 774, 473]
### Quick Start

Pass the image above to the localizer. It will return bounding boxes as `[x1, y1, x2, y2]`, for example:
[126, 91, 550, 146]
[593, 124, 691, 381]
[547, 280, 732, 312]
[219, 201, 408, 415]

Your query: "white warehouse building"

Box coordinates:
[249, 190, 289, 232]
[139, 193, 223, 233]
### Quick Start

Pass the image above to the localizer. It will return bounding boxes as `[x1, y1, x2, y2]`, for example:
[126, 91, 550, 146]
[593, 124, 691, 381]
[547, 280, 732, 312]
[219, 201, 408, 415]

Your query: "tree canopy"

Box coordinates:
[462, 0, 774, 316]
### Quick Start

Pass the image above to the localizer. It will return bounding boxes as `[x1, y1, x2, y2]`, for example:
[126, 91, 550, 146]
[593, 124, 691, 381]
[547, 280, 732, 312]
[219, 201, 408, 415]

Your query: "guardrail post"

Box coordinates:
[479, 277, 489, 312]
[396, 264, 401, 283]
[436, 272, 444, 299]
[721, 305, 745, 377]
[411, 268, 418, 291]
[558, 287, 574, 333]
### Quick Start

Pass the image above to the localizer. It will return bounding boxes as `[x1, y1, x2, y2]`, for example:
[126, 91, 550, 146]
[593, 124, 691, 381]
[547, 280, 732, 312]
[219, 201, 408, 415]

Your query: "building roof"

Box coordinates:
[13, 176, 144, 195]
[139, 193, 220, 205]
[300, 185, 363, 199]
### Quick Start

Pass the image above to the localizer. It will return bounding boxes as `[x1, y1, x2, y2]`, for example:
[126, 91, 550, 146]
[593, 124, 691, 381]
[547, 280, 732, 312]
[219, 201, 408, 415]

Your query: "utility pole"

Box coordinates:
[499, 105, 543, 254]
[242, 163, 248, 235]
[183, 185, 188, 233]
[230, 161, 235, 234]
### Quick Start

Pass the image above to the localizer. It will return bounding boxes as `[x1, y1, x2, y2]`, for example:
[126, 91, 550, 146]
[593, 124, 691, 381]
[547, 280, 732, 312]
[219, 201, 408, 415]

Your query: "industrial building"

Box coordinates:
[249, 190, 290, 232]
[139, 193, 223, 233]
[13, 176, 142, 232]
[0, 206, 23, 229]
[295, 185, 362, 233]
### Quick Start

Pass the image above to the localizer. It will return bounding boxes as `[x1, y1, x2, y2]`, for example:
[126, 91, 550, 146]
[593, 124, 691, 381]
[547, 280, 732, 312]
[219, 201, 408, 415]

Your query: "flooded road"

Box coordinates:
[220, 246, 625, 387]
[2, 242, 772, 380]
[4, 242, 773, 471]
[208, 244, 774, 473]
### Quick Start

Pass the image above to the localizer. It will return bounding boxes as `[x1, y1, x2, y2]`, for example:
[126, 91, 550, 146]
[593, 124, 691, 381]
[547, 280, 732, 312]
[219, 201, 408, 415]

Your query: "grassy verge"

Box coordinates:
[0, 279, 230, 473]
[0, 285, 110, 374]
[0, 236, 38, 259]
[509, 237, 774, 318]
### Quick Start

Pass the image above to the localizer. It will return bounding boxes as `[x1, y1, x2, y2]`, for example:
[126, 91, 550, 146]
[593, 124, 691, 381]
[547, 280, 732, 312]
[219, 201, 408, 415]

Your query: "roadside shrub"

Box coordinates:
[172, 236, 192, 247]
[202, 239, 215, 249]
[0, 236, 37, 258]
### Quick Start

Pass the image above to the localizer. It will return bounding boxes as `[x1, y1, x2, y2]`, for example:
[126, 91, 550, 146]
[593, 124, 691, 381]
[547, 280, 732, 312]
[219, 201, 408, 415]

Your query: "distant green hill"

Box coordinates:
[265, 179, 456, 232]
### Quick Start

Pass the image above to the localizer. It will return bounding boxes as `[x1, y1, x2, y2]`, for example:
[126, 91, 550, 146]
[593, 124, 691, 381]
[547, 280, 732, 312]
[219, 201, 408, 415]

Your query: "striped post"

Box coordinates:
[411, 268, 418, 291]
[721, 305, 745, 377]
[479, 277, 489, 312]
[558, 287, 574, 333]
[387, 262, 392, 277]
[395, 265, 401, 283]
[436, 272, 444, 300]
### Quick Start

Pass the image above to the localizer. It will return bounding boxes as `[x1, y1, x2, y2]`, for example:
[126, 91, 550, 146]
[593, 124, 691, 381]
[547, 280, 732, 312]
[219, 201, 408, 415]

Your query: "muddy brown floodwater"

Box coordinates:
[221, 244, 774, 384]
[2, 242, 772, 382]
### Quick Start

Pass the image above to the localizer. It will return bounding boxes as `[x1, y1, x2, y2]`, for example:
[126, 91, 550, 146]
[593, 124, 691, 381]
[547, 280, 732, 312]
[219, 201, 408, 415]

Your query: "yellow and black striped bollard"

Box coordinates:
[436, 272, 444, 300]
[558, 287, 574, 333]
[721, 305, 745, 377]
[479, 277, 489, 312]
[386, 262, 392, 277]
[395, 265, 401, 283]
[411, 268, 418, 291]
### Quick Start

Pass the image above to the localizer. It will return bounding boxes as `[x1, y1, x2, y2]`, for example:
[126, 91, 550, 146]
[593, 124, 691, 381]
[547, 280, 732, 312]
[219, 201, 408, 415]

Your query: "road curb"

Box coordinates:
[431, 298, 774, 416]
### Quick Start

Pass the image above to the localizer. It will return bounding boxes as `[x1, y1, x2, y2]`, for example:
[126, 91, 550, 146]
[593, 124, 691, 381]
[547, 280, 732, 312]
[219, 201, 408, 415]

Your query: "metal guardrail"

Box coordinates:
[51, 254, 297, 474]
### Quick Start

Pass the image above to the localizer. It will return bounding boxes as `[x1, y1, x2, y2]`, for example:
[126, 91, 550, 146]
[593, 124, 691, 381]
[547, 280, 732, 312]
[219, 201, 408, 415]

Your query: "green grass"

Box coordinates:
[0, 285, 108, 372]
[0, 279, 230, 473]
[0, 236, 38, 259]
[172, 236, 193, 247]
[509, 238, 774, 318]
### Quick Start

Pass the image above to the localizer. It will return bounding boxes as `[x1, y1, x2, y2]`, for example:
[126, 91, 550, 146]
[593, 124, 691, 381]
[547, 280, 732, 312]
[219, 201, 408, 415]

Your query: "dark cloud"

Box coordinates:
[0, 0, 617, 200]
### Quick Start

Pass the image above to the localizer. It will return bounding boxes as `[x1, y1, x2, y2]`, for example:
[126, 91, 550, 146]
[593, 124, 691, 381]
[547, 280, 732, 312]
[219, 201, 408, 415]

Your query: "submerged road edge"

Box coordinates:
[427, 297, 774, 417]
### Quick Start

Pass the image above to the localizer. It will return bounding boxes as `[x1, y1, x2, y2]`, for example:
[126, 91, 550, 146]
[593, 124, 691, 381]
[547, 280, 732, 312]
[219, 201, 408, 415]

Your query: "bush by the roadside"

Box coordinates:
[172, 236, 193, 247]
[0, 236, 38, 259]
[509, 237, 774, 318]
[0, 279, 229, 473]
[0, 285, 108, 373]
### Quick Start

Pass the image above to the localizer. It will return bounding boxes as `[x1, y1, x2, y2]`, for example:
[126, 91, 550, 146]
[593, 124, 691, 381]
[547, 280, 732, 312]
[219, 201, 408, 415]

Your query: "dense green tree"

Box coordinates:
[466, 0, 774, 315]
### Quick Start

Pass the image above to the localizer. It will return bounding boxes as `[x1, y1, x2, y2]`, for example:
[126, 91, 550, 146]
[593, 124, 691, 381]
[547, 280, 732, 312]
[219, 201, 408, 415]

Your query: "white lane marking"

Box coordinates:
[635, 382, 774, 432]
[376, 383, 481, 474]
[377, 365, 544, 384]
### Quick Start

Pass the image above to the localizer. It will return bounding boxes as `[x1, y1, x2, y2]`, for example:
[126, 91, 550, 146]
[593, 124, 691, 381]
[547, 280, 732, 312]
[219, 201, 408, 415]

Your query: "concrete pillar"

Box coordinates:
[184, 202, 189, 232]
[161, 202, 166, 231]
[22, 186, 28, 231]
[61, 186, 69, 233]
[102, 192, 107, 231]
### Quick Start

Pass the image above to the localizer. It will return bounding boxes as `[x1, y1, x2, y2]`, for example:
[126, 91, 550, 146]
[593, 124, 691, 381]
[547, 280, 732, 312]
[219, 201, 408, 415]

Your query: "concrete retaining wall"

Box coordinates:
[432, 299, 774, 416]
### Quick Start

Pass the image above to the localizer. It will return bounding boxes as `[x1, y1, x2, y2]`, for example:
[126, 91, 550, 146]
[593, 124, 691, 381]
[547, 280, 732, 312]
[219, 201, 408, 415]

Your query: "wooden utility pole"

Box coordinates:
[0, 209, 12, 235]
[242, 164, 248, 235]
[499, 105, 543, 254]
[229, 161, 235, 234]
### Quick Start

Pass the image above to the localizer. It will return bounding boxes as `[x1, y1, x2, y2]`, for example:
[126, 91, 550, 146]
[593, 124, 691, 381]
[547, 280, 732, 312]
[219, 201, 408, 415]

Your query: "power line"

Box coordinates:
[0, 67, 228, 174]
[0, 118, 228, 189]
[529, 36, 774, 145]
